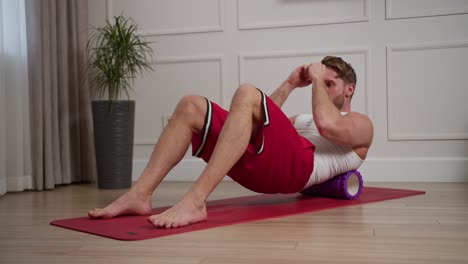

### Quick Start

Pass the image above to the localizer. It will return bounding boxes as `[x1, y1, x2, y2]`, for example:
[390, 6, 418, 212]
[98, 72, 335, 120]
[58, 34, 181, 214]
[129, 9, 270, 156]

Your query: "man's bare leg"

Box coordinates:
[88, 95, 207, 218]
[148, 84, 264, 228]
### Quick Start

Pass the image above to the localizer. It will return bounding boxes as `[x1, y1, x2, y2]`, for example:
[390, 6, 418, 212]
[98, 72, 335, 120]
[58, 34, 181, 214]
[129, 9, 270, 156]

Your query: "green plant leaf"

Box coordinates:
[87, 15, 154, 104]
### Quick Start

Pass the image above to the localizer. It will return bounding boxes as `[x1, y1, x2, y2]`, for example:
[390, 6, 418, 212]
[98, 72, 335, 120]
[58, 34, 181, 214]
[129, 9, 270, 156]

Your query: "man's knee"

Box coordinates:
[233, 83, 260, 105]
[174, 95, 206, 120]
[232, 84, 264, 124]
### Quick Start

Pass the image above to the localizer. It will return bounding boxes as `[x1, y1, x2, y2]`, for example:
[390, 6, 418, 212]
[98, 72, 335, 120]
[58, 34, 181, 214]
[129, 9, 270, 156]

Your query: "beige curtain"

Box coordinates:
[25, 0, 96, 190]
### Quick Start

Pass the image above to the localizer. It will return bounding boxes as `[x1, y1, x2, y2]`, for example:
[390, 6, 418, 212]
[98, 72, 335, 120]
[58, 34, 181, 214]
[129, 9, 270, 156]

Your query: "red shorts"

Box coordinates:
[191, 90, 315, 194]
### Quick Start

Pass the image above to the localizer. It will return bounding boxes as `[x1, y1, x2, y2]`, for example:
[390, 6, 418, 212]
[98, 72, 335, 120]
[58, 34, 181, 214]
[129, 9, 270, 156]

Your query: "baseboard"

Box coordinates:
[359, 157, 468, 182]
[133, 158, 210, 182]
[133, 157, 468, 182]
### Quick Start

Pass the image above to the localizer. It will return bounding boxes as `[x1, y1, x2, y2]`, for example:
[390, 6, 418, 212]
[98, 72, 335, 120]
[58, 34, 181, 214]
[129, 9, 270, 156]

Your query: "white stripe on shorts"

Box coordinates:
[194, 99, 212, 157]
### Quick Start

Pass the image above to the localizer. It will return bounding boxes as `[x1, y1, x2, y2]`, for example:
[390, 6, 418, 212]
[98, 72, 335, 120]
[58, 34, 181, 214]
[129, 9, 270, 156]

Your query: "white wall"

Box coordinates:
[88, 0, 468, 182]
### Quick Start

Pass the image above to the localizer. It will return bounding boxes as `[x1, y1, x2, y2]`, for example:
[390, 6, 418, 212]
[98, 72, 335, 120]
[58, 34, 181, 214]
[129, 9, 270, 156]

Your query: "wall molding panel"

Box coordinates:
[106, 0, 224, 36]
[239, 48, 372, 116]
[134, 55, 225, 145]
[386, 0, 468, 20]
[238, 0, 369, 30]
[386, 41, 468, 141]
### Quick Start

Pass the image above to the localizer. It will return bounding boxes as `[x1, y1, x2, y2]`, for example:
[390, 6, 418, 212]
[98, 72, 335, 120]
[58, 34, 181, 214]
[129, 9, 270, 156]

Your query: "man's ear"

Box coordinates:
[345, 83, 355, 98]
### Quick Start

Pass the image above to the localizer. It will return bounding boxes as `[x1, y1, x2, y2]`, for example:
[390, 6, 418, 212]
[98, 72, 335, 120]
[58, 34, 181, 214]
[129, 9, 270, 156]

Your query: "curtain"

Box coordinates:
[23, 0, 96, 191]
[0, 0, 32, 195]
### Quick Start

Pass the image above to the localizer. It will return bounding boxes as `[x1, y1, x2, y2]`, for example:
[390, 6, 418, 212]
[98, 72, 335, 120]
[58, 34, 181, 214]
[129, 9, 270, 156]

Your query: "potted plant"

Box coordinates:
[87, 15, 153, 189]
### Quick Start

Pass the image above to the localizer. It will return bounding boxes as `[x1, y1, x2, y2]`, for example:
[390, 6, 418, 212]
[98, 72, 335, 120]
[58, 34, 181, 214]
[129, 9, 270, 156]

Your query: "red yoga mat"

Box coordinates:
[50, 187, 424, 241]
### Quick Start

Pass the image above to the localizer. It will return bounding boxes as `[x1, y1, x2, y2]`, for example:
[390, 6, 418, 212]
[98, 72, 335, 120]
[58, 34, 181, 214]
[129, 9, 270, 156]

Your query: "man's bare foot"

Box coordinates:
[88, 189, 153, 219]
[147, 197, 207, 228]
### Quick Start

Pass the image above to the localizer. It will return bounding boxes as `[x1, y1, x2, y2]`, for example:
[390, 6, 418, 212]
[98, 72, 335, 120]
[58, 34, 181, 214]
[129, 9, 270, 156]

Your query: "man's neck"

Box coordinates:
[339, 103, 351, 113]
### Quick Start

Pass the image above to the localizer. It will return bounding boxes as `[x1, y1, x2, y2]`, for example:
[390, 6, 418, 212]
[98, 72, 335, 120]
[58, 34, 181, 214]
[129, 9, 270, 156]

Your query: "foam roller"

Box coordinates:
[300, 170, 363, 200]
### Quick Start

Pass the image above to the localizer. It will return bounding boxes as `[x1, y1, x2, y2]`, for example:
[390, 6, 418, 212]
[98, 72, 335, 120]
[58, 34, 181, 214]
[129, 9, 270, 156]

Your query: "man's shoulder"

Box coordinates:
[347, 111, 372, 122]
[347, 112, 374, 146]
[344, 112, 374, 136]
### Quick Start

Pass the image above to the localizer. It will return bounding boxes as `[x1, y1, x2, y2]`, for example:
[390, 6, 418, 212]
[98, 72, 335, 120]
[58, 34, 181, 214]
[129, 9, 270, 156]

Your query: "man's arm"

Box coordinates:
[269, 81, 296, 108]
[270, 64, 312, 108]
[309, 63, 373, 148]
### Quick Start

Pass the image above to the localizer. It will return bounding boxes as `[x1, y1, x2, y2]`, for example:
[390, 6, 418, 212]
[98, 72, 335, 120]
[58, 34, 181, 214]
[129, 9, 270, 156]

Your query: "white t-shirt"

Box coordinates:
[294, 113, 364, 189]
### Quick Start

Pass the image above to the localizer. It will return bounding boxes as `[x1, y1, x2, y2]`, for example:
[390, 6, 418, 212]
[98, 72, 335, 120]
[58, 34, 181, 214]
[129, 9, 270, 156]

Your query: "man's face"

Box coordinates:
[323, 68, 352, 110]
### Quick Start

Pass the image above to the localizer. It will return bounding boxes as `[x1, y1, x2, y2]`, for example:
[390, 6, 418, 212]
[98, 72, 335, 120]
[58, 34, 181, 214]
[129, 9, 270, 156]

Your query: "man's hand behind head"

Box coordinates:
[287, 64, 312, 88]
[307, 62, 327, 83]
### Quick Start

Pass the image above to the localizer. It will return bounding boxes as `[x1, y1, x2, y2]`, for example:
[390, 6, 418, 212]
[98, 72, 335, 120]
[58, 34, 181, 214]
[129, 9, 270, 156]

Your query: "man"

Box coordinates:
[88, 56, 374, 229]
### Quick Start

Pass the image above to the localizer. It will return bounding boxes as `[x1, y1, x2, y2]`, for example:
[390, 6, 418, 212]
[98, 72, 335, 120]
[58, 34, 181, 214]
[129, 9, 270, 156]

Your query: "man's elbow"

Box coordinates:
[315, 117, 334, 139]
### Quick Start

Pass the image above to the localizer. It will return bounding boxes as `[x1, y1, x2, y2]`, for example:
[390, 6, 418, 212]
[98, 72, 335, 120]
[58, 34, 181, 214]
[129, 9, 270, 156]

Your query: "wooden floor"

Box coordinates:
[0, 181, 467, 264]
